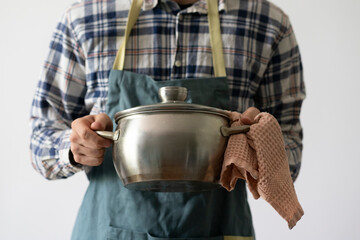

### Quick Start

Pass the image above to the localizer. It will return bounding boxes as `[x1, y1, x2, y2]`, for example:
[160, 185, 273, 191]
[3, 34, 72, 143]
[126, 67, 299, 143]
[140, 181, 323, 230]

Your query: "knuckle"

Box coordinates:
[93, 137, 106, 148]
[96, 148, 106, 157]
[95, 157, 104, 166]
[69, 133, 77, 143]
[71, 118, 83, 129]
[73, 155, 83, 164]
[80, 130, 90, 140]
[98, 113, 108, 120]
[71, 116, 95, 140]
[71, 144, 80, 153]
[98, 113, 106, 118]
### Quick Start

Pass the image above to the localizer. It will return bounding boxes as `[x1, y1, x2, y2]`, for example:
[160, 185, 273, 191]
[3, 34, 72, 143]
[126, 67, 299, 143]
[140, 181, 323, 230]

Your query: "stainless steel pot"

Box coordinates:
[96, 86, 249, 192]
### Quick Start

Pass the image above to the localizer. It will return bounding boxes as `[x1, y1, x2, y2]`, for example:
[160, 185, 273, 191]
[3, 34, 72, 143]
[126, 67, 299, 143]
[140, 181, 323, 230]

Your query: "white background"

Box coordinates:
[0, 0, 359, 239]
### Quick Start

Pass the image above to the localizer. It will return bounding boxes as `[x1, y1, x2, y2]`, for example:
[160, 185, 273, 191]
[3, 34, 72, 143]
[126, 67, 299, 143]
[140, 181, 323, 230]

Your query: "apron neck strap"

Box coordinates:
[112, 0, 144, 71]
[113, 0, 227, 78]
[206, 0, 226, 77]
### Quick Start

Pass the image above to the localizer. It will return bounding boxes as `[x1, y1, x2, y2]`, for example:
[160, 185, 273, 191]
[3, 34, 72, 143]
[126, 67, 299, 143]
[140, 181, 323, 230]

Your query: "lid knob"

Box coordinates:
[158, 86, 187, 103]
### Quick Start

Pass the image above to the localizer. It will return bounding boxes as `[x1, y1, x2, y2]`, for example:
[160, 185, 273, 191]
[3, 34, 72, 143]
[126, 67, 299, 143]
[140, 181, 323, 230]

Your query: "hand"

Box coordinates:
[70, 113, 113, 166]
[240, 107, 260, 125]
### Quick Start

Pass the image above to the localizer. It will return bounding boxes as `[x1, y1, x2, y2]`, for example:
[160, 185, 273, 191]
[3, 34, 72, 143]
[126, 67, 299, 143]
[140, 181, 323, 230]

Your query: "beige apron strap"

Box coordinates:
[113, 0, 227, 77]
[206, 0, 226, 77]
[113, 0, 144, 70]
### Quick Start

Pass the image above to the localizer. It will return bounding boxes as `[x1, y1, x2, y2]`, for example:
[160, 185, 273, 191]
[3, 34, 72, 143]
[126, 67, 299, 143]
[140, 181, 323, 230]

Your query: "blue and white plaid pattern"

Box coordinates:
[30, 0, 305, 180]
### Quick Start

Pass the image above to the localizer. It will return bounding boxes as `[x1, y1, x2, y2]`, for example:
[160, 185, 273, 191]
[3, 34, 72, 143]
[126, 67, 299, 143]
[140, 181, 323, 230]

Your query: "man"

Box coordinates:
[30, 0, 305, 239]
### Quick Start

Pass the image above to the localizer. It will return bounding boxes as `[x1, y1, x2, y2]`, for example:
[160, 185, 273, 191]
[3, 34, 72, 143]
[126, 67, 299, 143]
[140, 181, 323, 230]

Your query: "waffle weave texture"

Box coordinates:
[220, 112, 304, 229]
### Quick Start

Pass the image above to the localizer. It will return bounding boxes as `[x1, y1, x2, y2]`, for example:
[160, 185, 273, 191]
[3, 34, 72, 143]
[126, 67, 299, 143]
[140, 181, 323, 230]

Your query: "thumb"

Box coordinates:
[90, 113, 113, 131]
[241, 107, 260, 125]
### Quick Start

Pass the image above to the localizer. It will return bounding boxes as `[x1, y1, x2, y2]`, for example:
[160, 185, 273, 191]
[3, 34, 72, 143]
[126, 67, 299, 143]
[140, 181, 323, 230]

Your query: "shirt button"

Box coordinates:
[175, 60, 182, 67]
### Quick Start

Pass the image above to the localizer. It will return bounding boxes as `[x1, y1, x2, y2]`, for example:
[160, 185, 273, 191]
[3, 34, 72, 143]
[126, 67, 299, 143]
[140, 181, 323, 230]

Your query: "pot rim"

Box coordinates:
[114, 102, 230, 122]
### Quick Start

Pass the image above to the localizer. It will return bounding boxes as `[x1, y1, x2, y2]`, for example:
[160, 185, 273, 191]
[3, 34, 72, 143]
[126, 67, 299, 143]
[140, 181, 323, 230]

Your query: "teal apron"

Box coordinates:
[71, 1, 255, 239]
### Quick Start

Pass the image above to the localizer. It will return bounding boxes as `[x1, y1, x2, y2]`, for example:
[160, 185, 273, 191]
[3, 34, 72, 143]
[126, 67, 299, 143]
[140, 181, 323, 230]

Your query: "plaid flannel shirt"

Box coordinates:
[30, 0, 305, 180]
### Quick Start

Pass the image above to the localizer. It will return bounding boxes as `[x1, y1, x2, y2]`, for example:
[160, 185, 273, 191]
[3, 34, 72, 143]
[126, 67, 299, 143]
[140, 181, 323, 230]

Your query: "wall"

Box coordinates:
[0, 0, 359, 239]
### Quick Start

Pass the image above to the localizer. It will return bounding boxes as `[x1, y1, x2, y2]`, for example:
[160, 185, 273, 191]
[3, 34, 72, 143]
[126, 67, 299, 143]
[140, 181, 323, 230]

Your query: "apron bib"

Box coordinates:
[71, 1, 255, 239]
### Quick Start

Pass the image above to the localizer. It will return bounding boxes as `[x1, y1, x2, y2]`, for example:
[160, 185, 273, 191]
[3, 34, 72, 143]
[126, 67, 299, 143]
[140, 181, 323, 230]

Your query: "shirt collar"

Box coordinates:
[143, 0, 227, 13]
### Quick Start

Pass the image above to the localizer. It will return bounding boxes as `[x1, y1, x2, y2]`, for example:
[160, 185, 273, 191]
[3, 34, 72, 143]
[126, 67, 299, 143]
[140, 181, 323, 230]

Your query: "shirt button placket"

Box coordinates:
[174, 60, 182, 67]
[175, 14, 183, 69]
[172, 13, 184, 77]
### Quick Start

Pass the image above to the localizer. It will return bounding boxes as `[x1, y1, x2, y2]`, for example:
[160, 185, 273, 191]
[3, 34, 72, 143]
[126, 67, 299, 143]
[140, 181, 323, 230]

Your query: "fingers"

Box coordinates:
[70, 114, 113, 166]
[225, 110, 242, 122]
[70, 143, 106, 166]
[90, 113, 113, 131]
[71, 116, 112, 148]
[240, 107, 260, 125]
[70, 141, 107, 157]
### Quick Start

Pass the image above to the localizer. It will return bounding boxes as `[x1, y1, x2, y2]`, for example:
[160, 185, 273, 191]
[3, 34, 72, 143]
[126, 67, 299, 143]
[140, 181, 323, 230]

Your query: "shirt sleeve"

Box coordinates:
[255, 16, 306, 181]
[30, 9, 88, 180]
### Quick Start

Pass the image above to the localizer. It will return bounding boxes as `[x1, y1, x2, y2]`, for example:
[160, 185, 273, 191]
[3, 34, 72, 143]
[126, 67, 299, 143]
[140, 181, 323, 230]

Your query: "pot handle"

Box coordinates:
[220, 125, 250, 137]
[95, 130, 120, 141]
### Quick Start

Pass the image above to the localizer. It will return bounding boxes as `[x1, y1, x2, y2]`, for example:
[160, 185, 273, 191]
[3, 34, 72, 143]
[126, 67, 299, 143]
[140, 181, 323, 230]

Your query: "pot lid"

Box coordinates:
[114, 86, 230, 121]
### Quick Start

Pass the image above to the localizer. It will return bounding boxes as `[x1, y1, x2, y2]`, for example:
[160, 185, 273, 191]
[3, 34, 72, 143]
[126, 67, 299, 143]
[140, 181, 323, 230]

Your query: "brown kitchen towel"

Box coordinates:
[220, 112, 304, 229]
